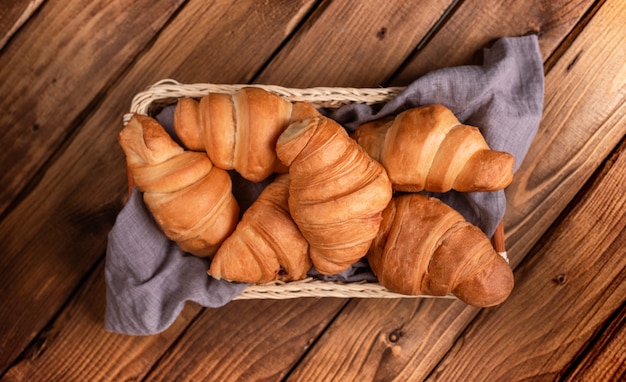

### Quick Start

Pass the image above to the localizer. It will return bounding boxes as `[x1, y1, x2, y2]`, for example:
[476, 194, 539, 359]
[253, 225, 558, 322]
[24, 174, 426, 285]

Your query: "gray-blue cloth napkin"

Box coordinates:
[105, 35, 544, 335]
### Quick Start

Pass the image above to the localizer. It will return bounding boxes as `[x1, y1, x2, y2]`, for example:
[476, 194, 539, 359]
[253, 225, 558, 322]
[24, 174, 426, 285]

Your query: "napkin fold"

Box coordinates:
[105, 35, 544, 335]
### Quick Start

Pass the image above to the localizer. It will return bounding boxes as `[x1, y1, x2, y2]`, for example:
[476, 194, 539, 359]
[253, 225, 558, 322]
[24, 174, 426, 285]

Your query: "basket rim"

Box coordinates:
[233, 277, 457, 300]
[123, 78, 405, 124]
[124, 79, 509, 301]
[236, 249, 507, 300]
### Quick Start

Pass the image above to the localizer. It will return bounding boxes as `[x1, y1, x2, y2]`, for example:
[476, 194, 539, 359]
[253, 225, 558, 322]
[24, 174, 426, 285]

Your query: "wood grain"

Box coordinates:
[392, 0, 595, 85]
[0, 0, 314, 373]
[0, 0, 45, 51]
[428, 136, 626, 381]
[0, 0, 186, 371]
[504, 0, 626, 267]
[286, 298, 479, 381]
[0, 0, 186, 217]
[145, 299, 347, 381]
[563, 301, 626, 381]
[2, 262, 204, 381]
[255, 0, 454, 87]
[137, 0, 317, 85]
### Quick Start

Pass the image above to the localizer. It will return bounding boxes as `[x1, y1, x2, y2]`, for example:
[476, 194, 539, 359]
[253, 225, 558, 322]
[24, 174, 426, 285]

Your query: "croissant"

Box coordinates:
[174, 88, 321, 182]
[352, 104, 515, 192]
[208, 174, 311, 283]
[367, 193, 514, 307]
[276, 116, 393, 275]
[118, 114, 239, 257]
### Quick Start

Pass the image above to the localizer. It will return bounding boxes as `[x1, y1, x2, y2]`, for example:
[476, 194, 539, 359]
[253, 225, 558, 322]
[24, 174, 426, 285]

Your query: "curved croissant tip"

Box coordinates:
[454, 256, 515, 308]
[276, 117, 321, 167]
[207, 269, 222, 280]
[282, 117, 319, 138]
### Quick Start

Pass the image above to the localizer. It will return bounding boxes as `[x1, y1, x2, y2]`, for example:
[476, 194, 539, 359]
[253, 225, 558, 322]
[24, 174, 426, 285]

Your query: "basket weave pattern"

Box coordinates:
[124, 79, 404, 124]
[125, 79, 503, 300]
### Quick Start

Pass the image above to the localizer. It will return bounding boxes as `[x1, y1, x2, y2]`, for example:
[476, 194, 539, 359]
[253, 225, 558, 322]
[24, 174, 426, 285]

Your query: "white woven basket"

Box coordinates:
[124, 79, 506, 300]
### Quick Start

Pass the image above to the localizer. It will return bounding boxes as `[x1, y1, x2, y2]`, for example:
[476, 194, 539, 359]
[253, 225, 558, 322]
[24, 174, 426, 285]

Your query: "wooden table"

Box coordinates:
[1, 1, 624, 380]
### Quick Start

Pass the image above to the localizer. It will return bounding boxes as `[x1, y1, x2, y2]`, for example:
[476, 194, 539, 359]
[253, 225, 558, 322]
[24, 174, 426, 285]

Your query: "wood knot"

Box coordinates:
[554, 273, 567, 285]
[388, 328, 403, 343]
[376, 27, 387, 40]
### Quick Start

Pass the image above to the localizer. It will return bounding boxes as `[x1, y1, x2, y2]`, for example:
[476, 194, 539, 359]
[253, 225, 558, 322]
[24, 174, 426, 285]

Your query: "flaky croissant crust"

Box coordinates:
[276, 116, 393, 275]
[353, 104, 515, 192]
[367, 193, 514, 307]
[118, 114, 239, 258]
[209, 174, 311, 283]
[173, 88, 320, 183]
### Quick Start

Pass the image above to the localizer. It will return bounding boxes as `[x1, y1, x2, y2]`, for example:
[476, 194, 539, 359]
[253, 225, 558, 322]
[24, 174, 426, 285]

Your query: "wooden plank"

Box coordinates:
[0, 0, 315, 373]
[255, 0, 454, 87]
[2, 262, 204, 381]
[144, 299, 347, 381]
[286, 0, 625, 379]
[563, 302, 626, 381]
[0, 0, 186, 216]
[0, 0, 45, 50]
[427, 140, 626, 380]
[504, 0, 626, 266]
[0, 0, 187, 371]
[286, 298, 479, 381]
[392, 0, 596, 84]
[136, 0, 316, 84]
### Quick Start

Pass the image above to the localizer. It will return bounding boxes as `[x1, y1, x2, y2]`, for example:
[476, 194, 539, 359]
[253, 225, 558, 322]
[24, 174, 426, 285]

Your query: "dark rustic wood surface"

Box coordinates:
[1, 0, 624, 380]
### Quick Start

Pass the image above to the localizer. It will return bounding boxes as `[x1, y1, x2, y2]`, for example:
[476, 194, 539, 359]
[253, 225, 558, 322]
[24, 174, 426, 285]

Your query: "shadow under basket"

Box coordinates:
[122, 79, 509, 301]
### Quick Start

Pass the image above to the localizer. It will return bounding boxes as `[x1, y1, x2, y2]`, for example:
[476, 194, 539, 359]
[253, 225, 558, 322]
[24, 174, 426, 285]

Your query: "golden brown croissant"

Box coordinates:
[353, 104, 515, 192]
[276, 116, 393, 275]
[174, 88, 321, 182]
[367, 193, 514, 307]
[208, 174, 311, 283]
[118, 114, 239, 257]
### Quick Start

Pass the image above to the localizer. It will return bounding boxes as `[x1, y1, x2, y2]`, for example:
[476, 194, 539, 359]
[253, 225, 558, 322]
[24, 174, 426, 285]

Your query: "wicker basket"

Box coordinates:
[123, 79, 507, 301]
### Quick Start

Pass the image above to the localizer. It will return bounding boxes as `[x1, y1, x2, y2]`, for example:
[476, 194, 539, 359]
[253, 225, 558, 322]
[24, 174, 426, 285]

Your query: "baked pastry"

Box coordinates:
[209, 174, 311, 283]
[118, 114, 239, 257]
[276, 116, 392, 275]
[353, 104, 515, 192]
[174, 88, 320, 182]
[367, 193, 514, 307]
